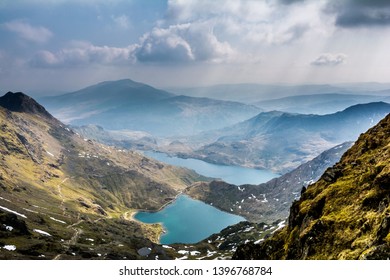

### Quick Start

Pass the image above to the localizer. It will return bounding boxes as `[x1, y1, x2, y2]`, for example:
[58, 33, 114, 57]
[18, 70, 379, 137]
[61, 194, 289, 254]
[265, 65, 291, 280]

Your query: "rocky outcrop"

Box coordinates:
[0, 92, 53, 119]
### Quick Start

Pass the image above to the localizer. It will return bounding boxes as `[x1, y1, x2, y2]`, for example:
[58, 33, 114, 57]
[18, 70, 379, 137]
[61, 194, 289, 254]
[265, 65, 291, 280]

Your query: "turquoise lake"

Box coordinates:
[144, 151, 279, 185]
[134, 195, 246, 244]
[135, 151, 279, 244]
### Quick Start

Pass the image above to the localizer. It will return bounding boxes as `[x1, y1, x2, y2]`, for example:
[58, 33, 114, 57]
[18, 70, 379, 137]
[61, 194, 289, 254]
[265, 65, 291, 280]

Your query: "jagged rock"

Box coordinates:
[375, 215, 390, 244]
[93, 205, 107, 216]
[78, 198, 91, 209]
[137, 247, 151, 257]
[321, 167, 343, 183]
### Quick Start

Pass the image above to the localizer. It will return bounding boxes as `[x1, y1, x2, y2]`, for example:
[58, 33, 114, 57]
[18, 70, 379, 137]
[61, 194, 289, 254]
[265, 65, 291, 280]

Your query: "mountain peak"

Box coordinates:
[0, 91, 53, 118]
[97, 78, 143, 87]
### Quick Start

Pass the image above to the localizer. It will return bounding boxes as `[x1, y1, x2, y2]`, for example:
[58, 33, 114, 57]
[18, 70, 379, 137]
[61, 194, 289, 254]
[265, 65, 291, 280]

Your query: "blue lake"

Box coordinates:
[144, 151, 279, 185]
[134, 195, 246, 244]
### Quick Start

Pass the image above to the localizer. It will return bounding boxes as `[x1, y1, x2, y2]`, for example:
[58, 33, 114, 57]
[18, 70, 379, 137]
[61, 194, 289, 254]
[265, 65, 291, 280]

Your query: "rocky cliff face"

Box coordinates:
[233, 114, 390, 260]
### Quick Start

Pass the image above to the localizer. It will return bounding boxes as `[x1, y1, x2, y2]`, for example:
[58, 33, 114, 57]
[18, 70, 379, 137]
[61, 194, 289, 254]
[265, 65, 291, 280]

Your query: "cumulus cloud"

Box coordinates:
[30, 41, 137, 68]
[133, 24, 194, 63]
[311, 53, 347, 66]
[131, 0, 323, 64]
[2, 20, 52, 43]
[133, 23, 235, 63]
[326, 0, 390, 28]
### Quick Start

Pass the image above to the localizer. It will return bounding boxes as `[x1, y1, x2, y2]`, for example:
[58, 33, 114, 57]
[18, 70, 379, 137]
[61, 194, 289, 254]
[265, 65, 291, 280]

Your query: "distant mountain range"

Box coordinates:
[38, 79, 390, 176]
[39, 79, 390, 138]
[39, 79, 262, 137]
[233, 113, 390, 260]
[166, 82, 390, 104]
[180, 102, 390, 173]
[256, 93, 390, 115]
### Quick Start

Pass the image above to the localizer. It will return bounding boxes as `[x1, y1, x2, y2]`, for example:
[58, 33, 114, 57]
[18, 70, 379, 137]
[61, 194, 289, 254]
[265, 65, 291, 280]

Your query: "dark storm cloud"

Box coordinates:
[327, 0, 390, 28]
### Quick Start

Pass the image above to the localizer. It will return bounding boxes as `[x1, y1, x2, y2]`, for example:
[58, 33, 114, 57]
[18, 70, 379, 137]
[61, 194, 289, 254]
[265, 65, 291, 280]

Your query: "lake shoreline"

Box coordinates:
[131, 192, 246, 245]
[134, 195, 246, 244]
[130, 193, 185, 244]
[125, 210, 166, 244]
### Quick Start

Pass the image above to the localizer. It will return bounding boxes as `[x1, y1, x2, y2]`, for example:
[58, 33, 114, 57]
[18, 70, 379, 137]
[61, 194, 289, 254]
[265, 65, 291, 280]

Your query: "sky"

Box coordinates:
[1, 0, 390, 94]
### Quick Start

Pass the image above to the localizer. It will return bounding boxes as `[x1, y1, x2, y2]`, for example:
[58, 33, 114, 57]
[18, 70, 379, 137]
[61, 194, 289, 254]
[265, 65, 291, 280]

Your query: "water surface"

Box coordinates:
[145, 151, 278, 185]
[134, 195, 245, 244]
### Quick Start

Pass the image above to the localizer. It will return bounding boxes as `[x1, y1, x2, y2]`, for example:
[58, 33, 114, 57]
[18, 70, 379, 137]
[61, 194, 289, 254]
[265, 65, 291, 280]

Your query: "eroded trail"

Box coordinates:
[53, 178, 85, 260]
[53, 223, 84, 260]
[56, 177, 69, 217]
